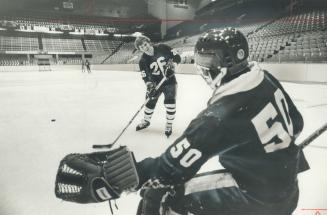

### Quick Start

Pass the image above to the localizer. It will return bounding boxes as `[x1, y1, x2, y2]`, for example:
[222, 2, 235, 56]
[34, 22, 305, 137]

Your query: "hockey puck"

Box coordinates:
[51, 119, 56, 122]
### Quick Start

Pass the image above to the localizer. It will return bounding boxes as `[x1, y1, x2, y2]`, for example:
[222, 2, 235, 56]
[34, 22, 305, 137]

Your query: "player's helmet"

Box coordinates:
[194, 28, 249, 89]
[134, 35, 151, 50]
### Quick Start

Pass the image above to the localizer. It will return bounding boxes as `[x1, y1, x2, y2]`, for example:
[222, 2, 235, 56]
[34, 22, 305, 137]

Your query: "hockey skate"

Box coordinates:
[165, 123, 173, 138]
[136, 120, 150, 131]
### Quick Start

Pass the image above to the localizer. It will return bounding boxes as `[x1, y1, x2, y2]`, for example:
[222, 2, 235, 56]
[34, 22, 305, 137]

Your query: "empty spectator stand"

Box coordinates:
[100, 42, 133, 64]
[249, 10, 327, 38]
[42, 36, 84, 52]
[0, 35, 39, 52]
[84, 39, 121, 53]
[249, 9, 327, 63]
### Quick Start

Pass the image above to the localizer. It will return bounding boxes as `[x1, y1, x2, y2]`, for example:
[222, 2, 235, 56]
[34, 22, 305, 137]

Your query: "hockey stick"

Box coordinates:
[92, 74, 168, 149]
[298, 122, 327, 149]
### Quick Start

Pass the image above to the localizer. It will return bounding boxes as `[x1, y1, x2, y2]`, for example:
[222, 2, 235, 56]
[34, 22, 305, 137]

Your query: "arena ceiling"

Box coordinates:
[0, 0, 326, 16]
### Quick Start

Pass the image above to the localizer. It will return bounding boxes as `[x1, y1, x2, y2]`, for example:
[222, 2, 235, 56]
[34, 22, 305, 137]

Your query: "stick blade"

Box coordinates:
[92, 143, 114, 149]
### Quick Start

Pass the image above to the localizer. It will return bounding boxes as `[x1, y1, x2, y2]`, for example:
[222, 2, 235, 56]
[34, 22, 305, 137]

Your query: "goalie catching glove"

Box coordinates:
[55, 146, 139, 203]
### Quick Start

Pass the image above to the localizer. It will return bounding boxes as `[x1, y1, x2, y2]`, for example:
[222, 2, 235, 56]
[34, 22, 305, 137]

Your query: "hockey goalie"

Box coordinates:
[55, 28, 310, 215]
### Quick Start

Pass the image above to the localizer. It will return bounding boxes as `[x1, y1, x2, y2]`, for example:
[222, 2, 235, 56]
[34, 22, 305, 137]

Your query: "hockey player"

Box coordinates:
[85, 59, 91, 73]
[55, 28, 309, 215]
[134, 28, 309, 215]
[134, 35, 181, 137]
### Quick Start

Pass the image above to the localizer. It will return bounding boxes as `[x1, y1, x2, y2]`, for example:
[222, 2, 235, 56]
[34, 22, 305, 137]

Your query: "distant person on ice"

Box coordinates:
[134, 35, 181, 137]
[85, 59, 91, 73]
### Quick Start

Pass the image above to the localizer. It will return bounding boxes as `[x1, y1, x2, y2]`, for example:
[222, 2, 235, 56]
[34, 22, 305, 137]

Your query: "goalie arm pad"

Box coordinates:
[55, 146, 139, 204]
[102, 146, 140, 193]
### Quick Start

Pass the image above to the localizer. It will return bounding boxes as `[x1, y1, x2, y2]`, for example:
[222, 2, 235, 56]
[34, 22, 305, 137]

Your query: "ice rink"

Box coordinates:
[0, 68, 326, 215]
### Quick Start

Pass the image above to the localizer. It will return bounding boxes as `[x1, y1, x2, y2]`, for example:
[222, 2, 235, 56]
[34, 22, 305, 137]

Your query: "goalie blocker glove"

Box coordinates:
[55, 146, 139, 203]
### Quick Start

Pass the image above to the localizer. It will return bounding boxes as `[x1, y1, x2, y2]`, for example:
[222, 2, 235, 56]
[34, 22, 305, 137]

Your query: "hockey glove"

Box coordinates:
[146, 82, 157, 100]
[55, 146, 139, 204]
[165, 59, 176, 78]
[138, 186, 187, 215]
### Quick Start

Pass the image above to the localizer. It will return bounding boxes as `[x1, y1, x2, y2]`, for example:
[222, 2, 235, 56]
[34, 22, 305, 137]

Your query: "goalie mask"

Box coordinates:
[194, 28, 249, 89]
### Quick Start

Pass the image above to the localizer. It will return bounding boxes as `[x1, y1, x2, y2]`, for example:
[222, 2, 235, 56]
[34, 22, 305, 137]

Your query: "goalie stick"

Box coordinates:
[92, 71, 169, 149]
[298, 122, 327, 149]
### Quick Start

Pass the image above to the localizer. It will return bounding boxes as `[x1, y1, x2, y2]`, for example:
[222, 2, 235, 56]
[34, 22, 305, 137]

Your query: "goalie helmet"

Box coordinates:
[194, 28, 249, 89]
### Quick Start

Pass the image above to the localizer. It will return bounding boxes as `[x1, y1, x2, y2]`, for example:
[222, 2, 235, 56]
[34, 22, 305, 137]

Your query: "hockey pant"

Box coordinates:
[136, 170, 299, 215]
[143, 83, 177, 123]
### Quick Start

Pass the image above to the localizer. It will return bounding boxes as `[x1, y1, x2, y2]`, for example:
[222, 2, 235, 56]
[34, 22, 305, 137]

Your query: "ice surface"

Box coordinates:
[0, 69, 326, 215]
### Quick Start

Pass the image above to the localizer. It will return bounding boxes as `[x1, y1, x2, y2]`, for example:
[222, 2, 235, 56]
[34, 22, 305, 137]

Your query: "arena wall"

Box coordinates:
[94, 63, 327, 83]
[1, 63, 326, 83]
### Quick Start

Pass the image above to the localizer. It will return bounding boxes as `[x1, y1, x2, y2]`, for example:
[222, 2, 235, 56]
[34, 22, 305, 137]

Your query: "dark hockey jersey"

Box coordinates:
[139, 44, 181, 86]
[137, 62, 309, 199]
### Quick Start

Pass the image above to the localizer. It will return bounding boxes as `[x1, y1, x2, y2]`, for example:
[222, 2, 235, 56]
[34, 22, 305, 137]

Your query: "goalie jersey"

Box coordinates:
[137, 63, 309, 198]
[139, 44, 181, 86]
